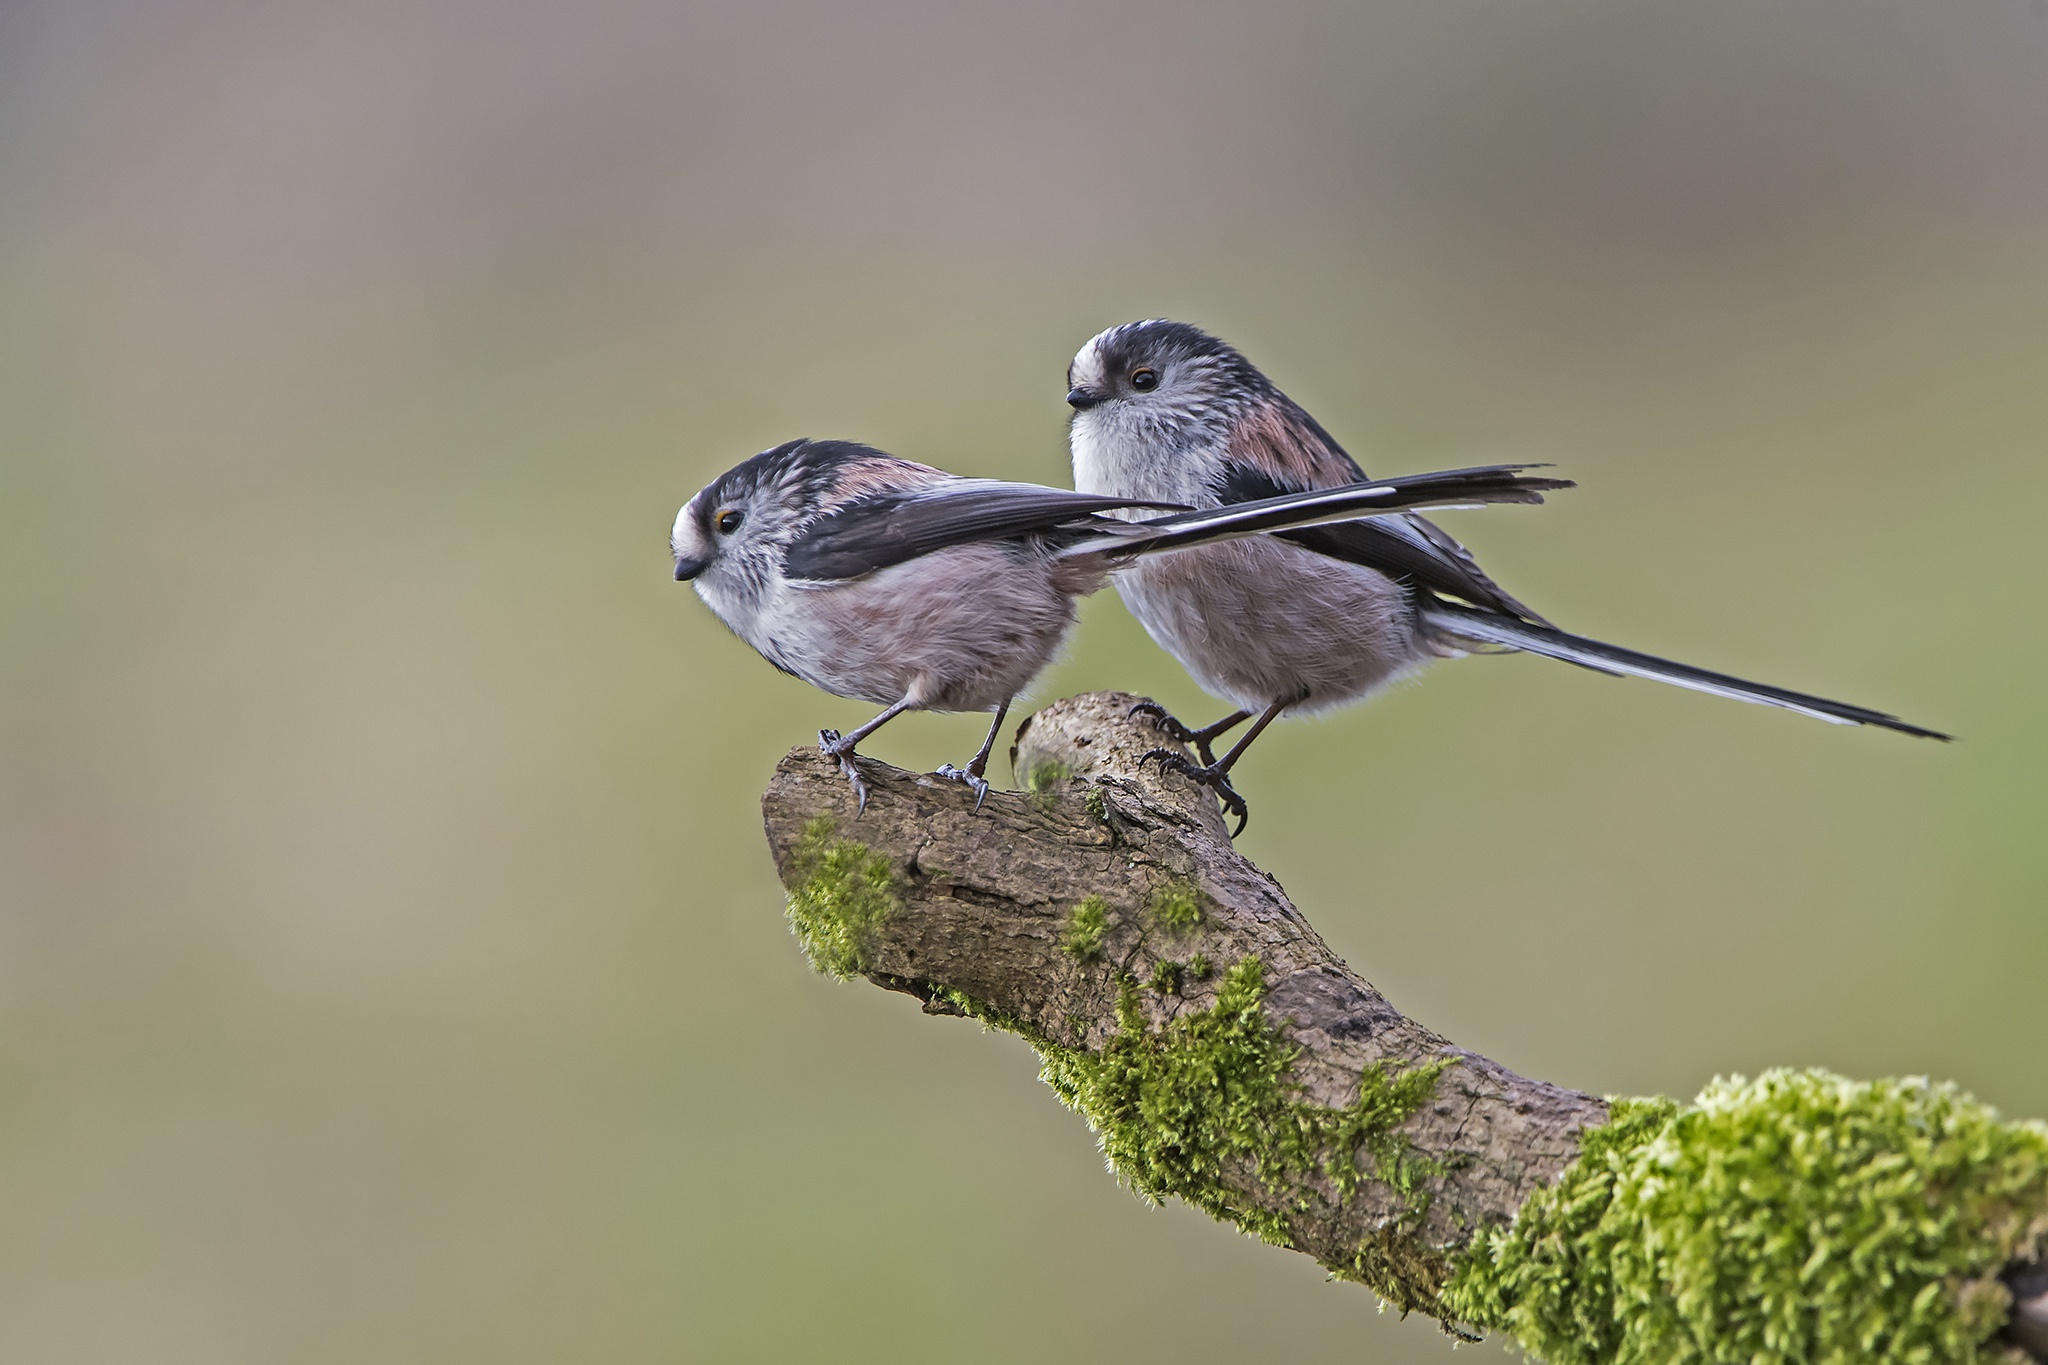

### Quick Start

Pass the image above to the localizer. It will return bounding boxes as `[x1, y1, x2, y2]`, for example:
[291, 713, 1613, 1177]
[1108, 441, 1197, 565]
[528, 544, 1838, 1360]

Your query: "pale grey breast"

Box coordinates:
[754, 543, 1085, 712]
[1077, 408, 1459, 713]
[1116, 537, 1442, 714]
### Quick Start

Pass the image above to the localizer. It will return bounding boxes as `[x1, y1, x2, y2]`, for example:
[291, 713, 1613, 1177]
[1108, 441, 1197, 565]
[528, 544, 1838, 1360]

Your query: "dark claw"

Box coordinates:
[1129, 700, 1196, 743]
[818, 729, 870, 815]
[1128, 701, 1227, 765]
[1137, 748, 1251, 836]
[933, 762, 993, 812]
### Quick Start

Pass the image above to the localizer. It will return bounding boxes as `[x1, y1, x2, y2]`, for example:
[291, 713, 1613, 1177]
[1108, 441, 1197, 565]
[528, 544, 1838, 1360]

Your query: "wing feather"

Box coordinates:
[781, 479, 1183, 581]
[1213, 460, 1549, 622]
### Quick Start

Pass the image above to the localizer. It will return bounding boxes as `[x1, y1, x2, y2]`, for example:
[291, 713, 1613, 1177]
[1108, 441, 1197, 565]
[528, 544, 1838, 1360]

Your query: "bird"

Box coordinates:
[672, 436, 1571, 812]
[1065, 318, 1949, 832]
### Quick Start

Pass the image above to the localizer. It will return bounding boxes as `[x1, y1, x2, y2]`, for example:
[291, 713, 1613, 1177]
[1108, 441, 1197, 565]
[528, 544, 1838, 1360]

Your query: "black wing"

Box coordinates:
[1215, 462, 1549, 623]
[782, 479, 1185, 581]
[1058, 465, 1569, 560]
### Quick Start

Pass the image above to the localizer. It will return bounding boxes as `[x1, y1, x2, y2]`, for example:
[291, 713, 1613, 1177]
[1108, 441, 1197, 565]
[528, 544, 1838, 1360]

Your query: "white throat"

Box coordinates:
[1069, 409, 1218, 508]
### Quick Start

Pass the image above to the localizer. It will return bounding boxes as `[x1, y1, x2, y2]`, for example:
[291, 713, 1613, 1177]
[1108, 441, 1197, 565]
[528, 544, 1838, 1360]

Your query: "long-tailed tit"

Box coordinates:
[672, 436, 1569, 811]
[1066, 320, 1948, 830]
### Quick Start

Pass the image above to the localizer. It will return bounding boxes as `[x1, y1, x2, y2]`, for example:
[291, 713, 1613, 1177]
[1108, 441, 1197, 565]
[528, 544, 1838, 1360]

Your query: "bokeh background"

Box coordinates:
[3, 2, 2045, 1360]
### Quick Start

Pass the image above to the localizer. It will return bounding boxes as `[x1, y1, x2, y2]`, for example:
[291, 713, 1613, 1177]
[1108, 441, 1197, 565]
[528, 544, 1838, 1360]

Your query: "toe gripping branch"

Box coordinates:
[822, 698, 1010, 818]
[1128, 700, 1216, 762]
[1128, 702, 1253, 835]
[1141, 747, 1252, 835]
[819, 729, 989, 816]
[933, 761, 992, 811]
[817, 728, 872, 815]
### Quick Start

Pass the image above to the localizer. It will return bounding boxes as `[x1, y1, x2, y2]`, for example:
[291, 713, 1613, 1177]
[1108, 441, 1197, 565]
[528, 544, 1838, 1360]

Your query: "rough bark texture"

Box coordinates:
[758, 691, 2048, 1357]
[762, 691, 1601, 1305]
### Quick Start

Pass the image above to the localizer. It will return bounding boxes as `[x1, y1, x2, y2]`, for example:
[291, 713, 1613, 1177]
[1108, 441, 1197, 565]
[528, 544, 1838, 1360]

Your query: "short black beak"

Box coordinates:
[673, 557, 707, 582]
[1066, 386, 1103, 410]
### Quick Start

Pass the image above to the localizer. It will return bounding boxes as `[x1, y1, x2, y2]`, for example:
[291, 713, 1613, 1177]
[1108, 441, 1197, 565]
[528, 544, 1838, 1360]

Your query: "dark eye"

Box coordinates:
[1130, 367, 1159, 392]
[716, 509, 743, 534]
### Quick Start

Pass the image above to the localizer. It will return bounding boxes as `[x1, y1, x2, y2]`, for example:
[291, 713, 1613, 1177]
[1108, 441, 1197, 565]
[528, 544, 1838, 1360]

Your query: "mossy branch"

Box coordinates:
[759, 691, 2048, 1364]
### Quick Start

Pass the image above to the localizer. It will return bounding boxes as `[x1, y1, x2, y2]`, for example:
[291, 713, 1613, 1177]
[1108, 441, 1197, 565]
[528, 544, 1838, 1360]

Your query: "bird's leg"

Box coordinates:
[818, 696, 915, 816]
[934, 697, 1011, 812]
[1126, 702, 1252, 766]
[1139, 696, 1295, 836]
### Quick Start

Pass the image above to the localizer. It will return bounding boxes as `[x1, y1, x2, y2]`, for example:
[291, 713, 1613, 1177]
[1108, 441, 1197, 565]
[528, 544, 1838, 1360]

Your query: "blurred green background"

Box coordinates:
[2, 2, 2045, 1360]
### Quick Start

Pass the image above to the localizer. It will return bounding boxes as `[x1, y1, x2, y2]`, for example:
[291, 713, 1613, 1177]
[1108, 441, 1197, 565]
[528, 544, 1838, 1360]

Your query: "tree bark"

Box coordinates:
[758, 692, 2048, 1358]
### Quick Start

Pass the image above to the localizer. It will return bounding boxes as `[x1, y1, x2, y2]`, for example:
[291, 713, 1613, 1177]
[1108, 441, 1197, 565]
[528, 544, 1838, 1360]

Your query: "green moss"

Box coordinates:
[1024, 757, 1072, 791]
[1061, 895, 1110, 961]
[1147, 879, 1203, 935]
[927, 983, 1040, 1040]
[1322, 1059, 1457, 1204]
[1148, 959, 1184, 995]
[1023, 757, 1072, 810]
[1037, 956, 1448, 1261]
[1315, 1056, 1458, 1307]
[782, 816, 900, 980]
[1083, 785, 1111, 826]
[1444, 1070, 2048, 1364]
[782, 818, 2048, 1354]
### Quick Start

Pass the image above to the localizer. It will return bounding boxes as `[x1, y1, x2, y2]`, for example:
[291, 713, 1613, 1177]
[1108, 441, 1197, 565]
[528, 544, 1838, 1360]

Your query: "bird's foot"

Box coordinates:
[817, 729, 871, 815]
[1128, 701, 1234, 765]
[1128, 699, 1195, 741]
[933, 762, 992, 812]
[1138, 749, 1251, 836]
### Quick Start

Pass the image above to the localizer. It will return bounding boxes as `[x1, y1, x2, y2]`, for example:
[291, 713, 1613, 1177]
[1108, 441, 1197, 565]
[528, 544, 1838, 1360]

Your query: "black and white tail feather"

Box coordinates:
[1422, 601, 1950, 740]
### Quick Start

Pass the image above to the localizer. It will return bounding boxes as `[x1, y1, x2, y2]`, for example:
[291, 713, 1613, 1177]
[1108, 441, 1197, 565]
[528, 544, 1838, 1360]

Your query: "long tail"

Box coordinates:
[1423, 600, 1950, 740]
[1057, 464, 1573, 561]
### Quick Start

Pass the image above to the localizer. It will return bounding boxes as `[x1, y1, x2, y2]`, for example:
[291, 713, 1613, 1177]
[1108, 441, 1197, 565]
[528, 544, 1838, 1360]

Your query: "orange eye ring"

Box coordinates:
[1130, 367, 1159, 391]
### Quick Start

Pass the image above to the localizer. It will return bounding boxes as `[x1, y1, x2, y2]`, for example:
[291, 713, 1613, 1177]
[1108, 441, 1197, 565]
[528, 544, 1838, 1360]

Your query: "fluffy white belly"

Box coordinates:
[755, 543, 1083, 711]
[1115, 537, 1443, 713]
